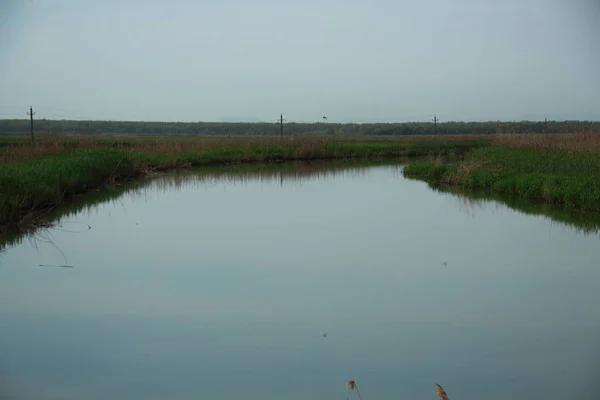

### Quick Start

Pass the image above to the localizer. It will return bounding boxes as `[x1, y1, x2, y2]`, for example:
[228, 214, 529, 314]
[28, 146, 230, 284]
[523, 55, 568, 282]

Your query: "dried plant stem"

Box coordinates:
[354, 385, 364, 400]
[347, 380, 364, 400]
[435, 383, 449, 400]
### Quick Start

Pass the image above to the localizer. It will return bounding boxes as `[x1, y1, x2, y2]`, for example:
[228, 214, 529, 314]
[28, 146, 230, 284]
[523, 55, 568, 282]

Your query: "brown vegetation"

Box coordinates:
[0, 134, 495, 164]
[435, 383, 450, 400]
[494, 130, 600, 153]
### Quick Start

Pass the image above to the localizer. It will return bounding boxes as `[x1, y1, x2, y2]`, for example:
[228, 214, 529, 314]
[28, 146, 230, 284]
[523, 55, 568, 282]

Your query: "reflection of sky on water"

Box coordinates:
[1, 163, 599, 400]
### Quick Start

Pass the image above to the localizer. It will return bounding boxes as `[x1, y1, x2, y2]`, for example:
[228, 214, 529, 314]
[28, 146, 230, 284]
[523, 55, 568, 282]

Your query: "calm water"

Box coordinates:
[1, 162, 599, 400]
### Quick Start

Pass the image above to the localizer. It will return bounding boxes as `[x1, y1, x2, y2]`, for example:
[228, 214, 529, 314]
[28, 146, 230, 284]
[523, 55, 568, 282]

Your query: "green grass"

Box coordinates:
[0, 137, 490, 228]
[403, 146, 600, 211]
[0, 149, 140, 226]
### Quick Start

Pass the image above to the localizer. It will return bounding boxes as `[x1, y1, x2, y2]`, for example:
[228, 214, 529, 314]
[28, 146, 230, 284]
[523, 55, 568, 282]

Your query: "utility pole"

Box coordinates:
[27, 106, 35, 143]
[433, 115, 438, 139]
[280, 113, 283, 142]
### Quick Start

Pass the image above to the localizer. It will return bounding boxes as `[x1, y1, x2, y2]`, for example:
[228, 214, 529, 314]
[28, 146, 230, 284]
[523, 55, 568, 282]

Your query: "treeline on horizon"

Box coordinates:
[0, 119, 598, 136]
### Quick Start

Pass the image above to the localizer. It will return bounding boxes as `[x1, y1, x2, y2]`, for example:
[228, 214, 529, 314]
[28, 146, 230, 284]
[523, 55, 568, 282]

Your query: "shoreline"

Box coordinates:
[0, 137, 486, 230]
[403, 141, 600, 211]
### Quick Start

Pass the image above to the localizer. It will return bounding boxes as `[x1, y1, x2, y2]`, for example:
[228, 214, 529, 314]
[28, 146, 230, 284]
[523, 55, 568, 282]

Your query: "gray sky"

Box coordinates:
[1, 0, 599, 123]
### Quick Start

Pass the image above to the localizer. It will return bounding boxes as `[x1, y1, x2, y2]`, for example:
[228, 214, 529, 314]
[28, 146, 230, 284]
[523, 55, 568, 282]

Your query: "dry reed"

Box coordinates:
[346, 379, 450, 399]
[442, 158, 492, 185]
[435, 383, 449, 400]
[0, 134, 493, 164]
[494, 130, 600, 154]
[347, 379, 364, 400]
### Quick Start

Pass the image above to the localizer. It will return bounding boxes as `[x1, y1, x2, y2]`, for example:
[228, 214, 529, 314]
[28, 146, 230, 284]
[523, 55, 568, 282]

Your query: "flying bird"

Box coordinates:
[322, 116, 327, 121]
[322, 332, 328, 338]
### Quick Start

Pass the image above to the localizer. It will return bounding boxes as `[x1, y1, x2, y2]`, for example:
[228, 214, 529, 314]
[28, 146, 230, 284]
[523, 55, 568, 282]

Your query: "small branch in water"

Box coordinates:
[54, 222, 92, 233]
[38, 264, 74, 268]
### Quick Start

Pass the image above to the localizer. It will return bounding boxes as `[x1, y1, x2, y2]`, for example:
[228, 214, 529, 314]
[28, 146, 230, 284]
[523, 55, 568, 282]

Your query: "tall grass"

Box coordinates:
[0, 149, 142, 227]
[494, 130, 600, 153]
[403, 131, 600, 211]
[0, 134, 492, 163]
[0, 135, 491, 228]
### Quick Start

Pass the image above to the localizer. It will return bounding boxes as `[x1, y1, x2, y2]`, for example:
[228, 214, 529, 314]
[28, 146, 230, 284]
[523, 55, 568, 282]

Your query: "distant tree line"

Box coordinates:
[0, 119, 597, 137]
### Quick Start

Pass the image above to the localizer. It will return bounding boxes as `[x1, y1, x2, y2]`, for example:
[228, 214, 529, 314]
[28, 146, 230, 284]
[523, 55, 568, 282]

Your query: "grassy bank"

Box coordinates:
[403, 132, 600, 211]
[0, 135, 491, 228]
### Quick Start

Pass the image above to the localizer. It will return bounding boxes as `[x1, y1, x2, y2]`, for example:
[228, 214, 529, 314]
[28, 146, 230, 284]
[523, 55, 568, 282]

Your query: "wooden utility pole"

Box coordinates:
[280, 113, 283, 141]
[433, 115, 438, 139]
[27, 106, 35, 143]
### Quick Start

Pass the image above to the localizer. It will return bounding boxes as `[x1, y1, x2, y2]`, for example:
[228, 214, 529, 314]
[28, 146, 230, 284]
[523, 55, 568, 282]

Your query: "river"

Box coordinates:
[1, 161, 599, 400]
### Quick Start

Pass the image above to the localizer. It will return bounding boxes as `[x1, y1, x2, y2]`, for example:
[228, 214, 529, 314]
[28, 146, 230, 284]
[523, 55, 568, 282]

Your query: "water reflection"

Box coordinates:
[3, 159, 599, 259]
[429, 183, 600, 237]
[2, 160, 600, 262]
[147, 160, 400, 192]
[1, 160, 600, 400]
[0, 160, 402, 253]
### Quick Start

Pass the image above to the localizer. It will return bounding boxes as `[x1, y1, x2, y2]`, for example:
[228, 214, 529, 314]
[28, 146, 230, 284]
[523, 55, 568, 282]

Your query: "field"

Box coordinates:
[0, 134, 492, 230]
[404, 131, 600, 211]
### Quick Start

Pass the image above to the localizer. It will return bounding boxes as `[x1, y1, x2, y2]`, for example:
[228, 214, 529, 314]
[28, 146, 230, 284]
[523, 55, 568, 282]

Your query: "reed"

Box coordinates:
[347, 379, 364, 400]
[403, 131, 600, 211]
[435, 383, 449, 400]
[0, 135, 490, 228]
[494, 130, 600, 154]
[0, 134, 492, 163]
[346, 379, 450, 399]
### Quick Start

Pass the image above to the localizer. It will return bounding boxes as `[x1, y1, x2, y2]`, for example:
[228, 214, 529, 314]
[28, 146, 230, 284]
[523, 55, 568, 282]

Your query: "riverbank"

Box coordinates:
[403, 131, 600, 211]
[0, 135, 491, 229]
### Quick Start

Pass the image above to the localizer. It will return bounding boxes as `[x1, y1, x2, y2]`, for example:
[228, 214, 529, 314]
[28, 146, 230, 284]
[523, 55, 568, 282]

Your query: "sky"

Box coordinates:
[0, 0, 599, 123]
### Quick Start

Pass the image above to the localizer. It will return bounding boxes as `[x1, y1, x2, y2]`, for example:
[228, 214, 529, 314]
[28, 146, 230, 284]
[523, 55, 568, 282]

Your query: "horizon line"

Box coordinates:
[1, 118, 599, 124]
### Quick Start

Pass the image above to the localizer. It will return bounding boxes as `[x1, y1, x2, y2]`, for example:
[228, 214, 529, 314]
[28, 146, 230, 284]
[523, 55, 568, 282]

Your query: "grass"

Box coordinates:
[0, 134, 494, 164]
[0, 134, 492, 229]
[403, 131, 600, 211]
[0, 149, 142, 228]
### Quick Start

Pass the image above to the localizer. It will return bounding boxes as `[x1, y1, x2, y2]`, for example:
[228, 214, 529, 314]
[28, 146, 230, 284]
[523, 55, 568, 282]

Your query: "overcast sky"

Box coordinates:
[0, 0, 599, 123]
